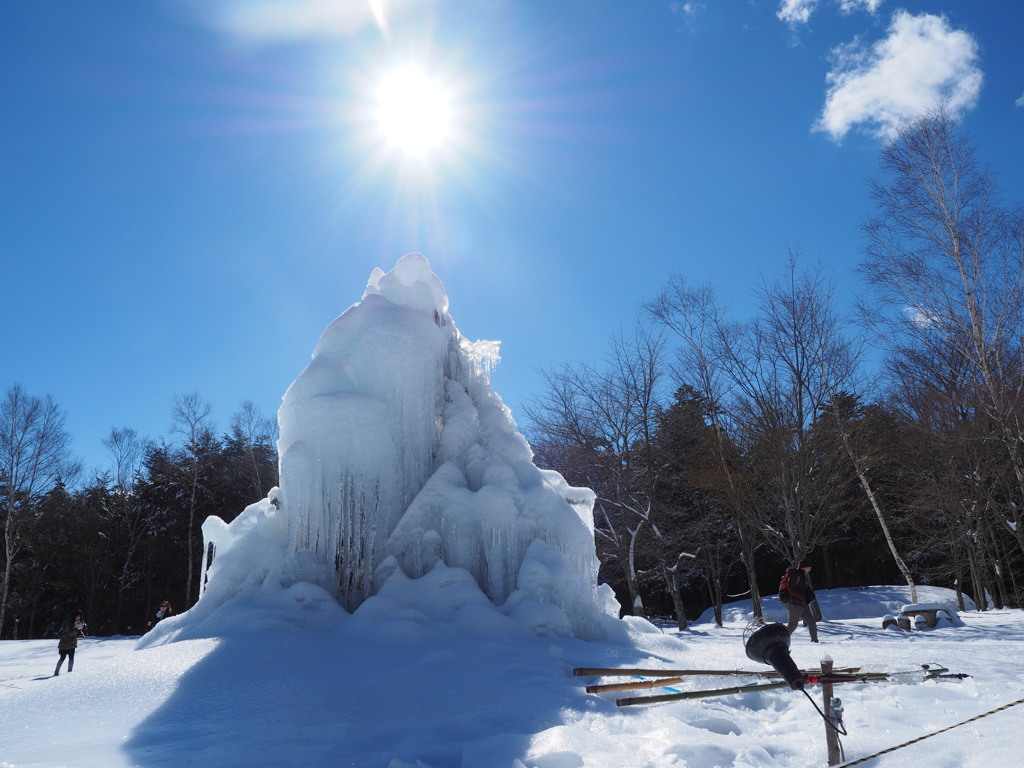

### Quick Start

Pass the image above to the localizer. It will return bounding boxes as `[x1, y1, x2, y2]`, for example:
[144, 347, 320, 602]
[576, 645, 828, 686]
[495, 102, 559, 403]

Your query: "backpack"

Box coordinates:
[778, 571, 790, 602]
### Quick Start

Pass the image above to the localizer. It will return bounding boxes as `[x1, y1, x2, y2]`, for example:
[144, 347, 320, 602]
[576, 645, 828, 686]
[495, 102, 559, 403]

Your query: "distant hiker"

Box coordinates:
[54, 611, 87, 676]
[779, 558, 818, 643]
[147, 600, 173, 630]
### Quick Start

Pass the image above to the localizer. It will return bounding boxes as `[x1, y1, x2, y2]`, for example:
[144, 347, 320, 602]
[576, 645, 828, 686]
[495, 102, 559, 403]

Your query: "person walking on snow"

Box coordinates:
[780, 558, 819, 642]
[54, 611, 86, 676]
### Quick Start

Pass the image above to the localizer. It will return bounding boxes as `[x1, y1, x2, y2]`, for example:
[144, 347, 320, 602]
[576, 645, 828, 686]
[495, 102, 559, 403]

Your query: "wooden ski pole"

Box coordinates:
[587, 676, 687, 693]
[616, 680, 791, 707]
[614, 672, 907, 708]
[576, 667, 761, 677]
[574, 666, 862, 679]
[589, 671, 877, 694]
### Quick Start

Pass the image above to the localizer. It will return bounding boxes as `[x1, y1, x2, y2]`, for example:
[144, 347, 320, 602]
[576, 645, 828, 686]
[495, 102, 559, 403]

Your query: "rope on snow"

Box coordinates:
[835, 695, 1024, 767]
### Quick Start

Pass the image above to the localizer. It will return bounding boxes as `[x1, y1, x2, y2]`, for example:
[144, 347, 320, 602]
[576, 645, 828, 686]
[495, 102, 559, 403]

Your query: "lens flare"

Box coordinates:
[375, 67, 452, 156]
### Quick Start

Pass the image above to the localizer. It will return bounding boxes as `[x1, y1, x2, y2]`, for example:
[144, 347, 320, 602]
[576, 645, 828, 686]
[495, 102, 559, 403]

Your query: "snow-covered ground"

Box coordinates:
[5, 260, 1021, 767]
[2, 584, 1022, 768]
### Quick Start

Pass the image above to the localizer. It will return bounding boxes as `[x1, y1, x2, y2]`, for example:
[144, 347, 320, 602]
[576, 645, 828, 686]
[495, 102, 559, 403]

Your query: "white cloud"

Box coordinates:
[814, 11, 982, 142]
[838, 0, 884, 13]
[193, 0, 425, 44]
[778, 0, 881, 26]
[1017, 93, 1024, 108]
[778, 0, 819, 25]
[670, 2, 702, 16]
[904, 305, 937, 327]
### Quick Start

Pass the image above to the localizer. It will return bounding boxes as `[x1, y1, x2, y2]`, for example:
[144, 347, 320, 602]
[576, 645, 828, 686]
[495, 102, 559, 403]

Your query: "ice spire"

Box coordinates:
[184, 254, 621, 641]
[277, 253, 457, 608]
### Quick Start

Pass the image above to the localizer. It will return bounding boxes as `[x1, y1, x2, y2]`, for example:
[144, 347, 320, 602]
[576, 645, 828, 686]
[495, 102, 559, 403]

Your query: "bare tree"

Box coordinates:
[688, 497, 743, 626]
[725, 255, 860, 573]
[889, 338, 1018, 610]
[171, 393, 215, 608]
[647, 279, 768, 619]
[103, 427, 144, 491]
[102, 426, 155, 625]
[525, 326, 677, 621]
[229, 400, 278, 501]
[861, 104, 1024, 557]
[0, 385, 79, 637]
[527, 369, 647, 616]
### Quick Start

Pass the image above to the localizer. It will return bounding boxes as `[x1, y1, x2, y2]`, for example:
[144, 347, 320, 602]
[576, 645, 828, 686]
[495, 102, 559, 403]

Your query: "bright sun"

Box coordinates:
[375, 67, 452, 156]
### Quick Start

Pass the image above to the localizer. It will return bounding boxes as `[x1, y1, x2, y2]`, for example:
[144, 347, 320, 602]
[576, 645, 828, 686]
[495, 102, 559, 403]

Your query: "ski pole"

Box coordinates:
[617, 679, 792, 706]
[574, 666, 862, 678]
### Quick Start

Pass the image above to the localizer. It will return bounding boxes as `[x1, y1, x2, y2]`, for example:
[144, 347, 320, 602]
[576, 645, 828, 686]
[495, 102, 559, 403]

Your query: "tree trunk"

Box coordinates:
[0, 513, 17, 639]
[965, 538, 985, 611]
[662, 566, 688, 630]
[734, 528, 762, 621]
[0, 557, 12, 639]
[852, 449, 916, 602]
[186, 472, 198, 608]
[616, 543, 644, 617]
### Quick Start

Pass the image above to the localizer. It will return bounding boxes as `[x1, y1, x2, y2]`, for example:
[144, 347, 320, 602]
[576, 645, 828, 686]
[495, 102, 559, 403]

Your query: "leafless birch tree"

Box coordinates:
[0, 385, 79, 637]
[861, 105, 1024, 559]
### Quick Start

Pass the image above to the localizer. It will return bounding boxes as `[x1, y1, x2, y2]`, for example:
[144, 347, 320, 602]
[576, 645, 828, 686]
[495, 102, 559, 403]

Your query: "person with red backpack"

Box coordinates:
[779, 557, 818, 642]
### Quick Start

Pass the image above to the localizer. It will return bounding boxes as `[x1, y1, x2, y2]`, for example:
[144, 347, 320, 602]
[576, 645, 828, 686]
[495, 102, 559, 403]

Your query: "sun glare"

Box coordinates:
[375, 67, 452, 156]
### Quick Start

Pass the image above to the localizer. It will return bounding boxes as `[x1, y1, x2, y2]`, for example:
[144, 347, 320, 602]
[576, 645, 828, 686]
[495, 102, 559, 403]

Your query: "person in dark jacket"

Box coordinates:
[147, 600, 173, 631]
[780, 557, 819, 642]
[54, 611, 87, 676]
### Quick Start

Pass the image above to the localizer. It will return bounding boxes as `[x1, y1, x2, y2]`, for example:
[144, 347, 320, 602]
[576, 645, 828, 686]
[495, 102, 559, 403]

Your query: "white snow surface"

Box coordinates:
[3, 585, 1024, 767]
[195, 253, 617, 641]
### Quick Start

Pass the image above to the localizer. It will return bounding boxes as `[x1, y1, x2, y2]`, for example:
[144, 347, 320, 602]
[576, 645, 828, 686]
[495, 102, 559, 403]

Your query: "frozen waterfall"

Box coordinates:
[186, 254, 621, 641]
[276, 254, 457, 608]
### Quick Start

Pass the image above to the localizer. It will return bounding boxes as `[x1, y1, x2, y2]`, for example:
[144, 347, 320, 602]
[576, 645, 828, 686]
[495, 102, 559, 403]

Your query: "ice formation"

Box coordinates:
[184, 254, 621, 641]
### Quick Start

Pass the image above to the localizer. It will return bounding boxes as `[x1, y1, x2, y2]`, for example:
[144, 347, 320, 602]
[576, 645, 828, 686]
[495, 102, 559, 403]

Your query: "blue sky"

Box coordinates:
[3, 0, 1022, 477]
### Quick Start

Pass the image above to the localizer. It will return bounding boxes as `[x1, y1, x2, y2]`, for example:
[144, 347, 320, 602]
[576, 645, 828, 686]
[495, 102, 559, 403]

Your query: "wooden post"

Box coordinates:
[822, 659, 841, 766]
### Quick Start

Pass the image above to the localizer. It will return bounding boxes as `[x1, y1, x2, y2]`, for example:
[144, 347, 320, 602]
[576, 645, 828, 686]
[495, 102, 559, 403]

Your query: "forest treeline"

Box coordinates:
[0, 393, 277, 639]
[523, 106, 1024, 628]
[3, 107, 1022, 639]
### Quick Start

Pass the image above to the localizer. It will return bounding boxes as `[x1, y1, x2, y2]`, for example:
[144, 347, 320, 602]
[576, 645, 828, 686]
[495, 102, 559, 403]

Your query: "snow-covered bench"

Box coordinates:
[889, 602, 959, 630]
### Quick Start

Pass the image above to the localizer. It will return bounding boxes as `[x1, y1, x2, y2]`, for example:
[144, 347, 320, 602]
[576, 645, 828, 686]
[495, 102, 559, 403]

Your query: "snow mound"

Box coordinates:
[694, 585, 976, 625]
